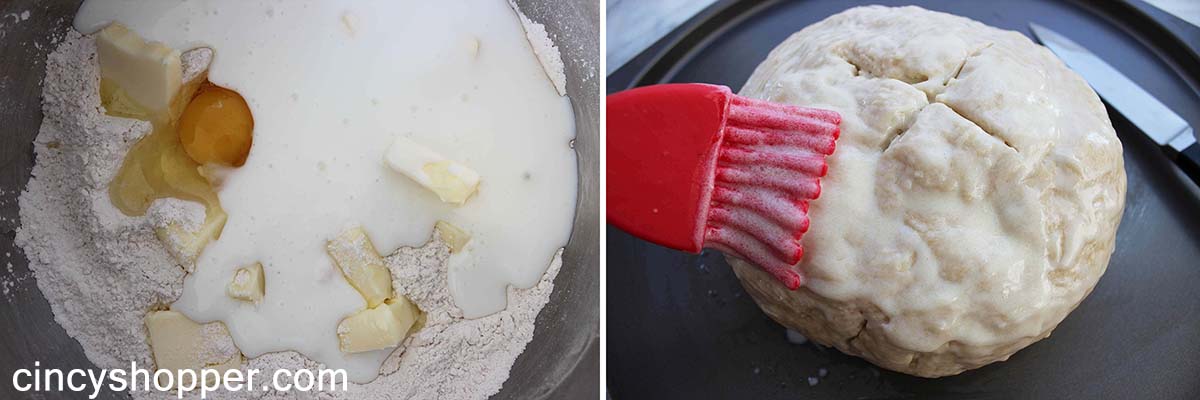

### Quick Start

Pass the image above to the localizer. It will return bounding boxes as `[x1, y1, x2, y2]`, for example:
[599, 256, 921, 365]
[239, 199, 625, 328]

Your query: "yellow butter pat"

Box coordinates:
[144, 310, 242, 388]
[435, 220, 472, 253]
[384, 137, 480, 205]
[96, 23, 182, 117]
[337, 296, 422, 353]
[226, 262, 265, 303]
[154, 209, 227, 271]
[466, 36, 480, 59]
[326, 227, 393, 307]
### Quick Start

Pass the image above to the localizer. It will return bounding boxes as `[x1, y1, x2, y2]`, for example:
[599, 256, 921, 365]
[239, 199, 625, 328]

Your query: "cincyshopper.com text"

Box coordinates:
[11, 361, 348, 399]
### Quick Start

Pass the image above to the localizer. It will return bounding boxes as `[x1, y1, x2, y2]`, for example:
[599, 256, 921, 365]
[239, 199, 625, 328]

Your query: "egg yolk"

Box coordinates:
[179, 84, 254, 167]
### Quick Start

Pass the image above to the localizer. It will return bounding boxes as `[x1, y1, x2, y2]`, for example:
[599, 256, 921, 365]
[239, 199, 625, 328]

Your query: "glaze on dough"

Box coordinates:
[732, 6, 1125, 377]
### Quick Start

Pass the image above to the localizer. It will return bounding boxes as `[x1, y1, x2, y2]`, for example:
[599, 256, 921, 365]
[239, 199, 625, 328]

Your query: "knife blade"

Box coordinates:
[1029, 23, 1200, 186]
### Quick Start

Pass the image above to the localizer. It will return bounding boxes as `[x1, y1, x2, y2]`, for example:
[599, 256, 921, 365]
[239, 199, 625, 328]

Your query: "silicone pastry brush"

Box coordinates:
[607, 83, 841, 289]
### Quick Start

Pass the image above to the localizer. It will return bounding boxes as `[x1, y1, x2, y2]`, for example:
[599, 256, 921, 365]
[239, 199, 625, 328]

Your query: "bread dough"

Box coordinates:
[732, 6, 1125, 377]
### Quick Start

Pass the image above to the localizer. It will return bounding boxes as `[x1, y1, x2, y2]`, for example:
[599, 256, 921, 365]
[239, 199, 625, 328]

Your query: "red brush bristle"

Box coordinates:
[702, 95, 839, 290]
[705, 227, 804, 290]
[719, 147, 829, 176]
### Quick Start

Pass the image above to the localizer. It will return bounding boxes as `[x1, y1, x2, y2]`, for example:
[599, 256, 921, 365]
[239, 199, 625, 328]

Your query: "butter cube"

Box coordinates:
[466, 36, 480, 59]
[155, 210, 227, 271]
[326, 227, 393, 307]
[96, 23, 182, 117]
[435, 221, 471, 253]
[384, 137, 480, 205]
[226, 263, 265, 303]
[337, 296, 422, 353]
[144, 310, 242, 388]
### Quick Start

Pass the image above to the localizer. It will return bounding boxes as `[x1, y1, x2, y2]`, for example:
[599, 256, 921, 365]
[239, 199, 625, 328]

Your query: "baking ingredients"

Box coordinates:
[178, 83, 254, 167]
[465, 36, 481, 60]
[337, 296, 423, 353]
[18, 0, 575, 397]
[154, 214, 225, 271]
[143, 310, 242, 387]
[327, 227, 394, 308]
[510, 0, 566, 96]
[225, 263, 264, 303]
[436, 221, 472, 253]
[385, 136, 481, 205]
[103, 31, 230, 272]
[733, 6, 1125, 377]
[95, 23, 180, 116]
[70, 0, 578, 382]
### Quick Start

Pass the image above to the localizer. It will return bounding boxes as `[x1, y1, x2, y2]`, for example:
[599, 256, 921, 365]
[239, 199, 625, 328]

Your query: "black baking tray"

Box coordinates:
[607, 0, 1200, 399]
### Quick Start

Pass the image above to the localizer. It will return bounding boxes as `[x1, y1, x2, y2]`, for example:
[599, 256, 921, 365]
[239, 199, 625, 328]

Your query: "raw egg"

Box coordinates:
[179, 83, 254, 167]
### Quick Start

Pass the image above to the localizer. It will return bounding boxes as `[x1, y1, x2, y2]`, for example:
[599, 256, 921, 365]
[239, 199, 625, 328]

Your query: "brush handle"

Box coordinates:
[607, 84, 729, 253]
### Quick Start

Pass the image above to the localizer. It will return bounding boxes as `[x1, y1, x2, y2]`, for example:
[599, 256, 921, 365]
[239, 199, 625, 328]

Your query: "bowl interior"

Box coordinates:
[0, 1, 598, 398]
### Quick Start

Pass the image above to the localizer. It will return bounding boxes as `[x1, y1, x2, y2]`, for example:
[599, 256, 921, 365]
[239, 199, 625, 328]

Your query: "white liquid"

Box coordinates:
[75, 0, 577, 383]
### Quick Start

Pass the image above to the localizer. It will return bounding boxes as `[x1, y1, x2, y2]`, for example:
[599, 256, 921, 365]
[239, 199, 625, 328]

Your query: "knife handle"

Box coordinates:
[1178, 143, 1200, 187]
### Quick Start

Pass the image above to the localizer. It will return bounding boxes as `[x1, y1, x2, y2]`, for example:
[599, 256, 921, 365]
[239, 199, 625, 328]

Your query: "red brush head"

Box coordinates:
[607, 83, 841, 290]
[701, 95, 840, 290]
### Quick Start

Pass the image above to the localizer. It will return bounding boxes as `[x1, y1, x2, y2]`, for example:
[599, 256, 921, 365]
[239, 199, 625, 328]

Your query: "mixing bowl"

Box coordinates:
[0, 1, 599, 398]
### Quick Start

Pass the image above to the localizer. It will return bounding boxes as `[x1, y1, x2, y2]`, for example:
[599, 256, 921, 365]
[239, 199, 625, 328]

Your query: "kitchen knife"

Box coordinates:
[1029, 23, 1200, 186]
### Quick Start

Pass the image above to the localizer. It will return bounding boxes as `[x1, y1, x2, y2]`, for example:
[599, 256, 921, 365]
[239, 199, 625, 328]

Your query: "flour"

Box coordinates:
[1, 261, 21, 299]
[17, 29, 561, 400]
[146, 199, 204, 233]
[510, 0, 567, 97]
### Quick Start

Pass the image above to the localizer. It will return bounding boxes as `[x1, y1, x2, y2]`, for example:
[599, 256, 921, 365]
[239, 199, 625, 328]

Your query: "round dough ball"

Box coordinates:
[732, 6, 1125, 377]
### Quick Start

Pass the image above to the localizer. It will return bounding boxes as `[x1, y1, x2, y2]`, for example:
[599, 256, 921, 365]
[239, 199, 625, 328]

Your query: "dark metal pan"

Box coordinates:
[608, 0, 1200, 398]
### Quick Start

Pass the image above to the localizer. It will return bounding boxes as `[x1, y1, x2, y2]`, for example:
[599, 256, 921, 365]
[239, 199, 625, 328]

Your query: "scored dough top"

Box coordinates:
[738, 6, 1125, 354]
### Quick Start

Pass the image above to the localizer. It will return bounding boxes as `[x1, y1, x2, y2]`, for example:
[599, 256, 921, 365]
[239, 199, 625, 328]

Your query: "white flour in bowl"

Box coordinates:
[16, 24, 563, 400]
